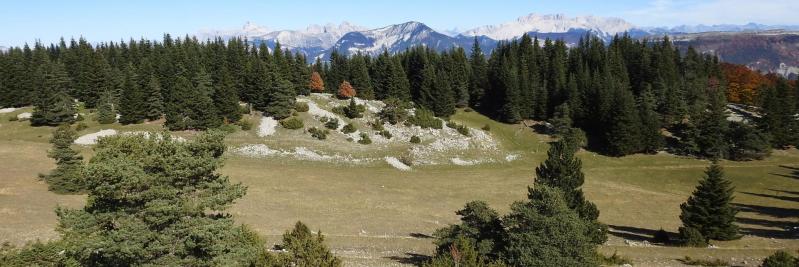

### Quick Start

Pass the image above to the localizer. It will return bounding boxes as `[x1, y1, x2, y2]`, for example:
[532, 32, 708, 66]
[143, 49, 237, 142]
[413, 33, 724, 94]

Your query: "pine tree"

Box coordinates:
[118, 64, 146, 124]
[31, 61, 76, 126]
[758, 79, 798, 148]
[604, 87, 642, 156]
[503, 186, 599, 267]
[143, 76, 164, 121]
[213, 67, 242, 123]
[695, 80, 729, 159]
[534, 140, 606, 244]
[308, 71, 325, 93]
[272, 222, 342, 267]
[638, 85, 663, 153]
[191, 70, 222, 129]
[95, 91, 117, 124]
[679, 162, 740, 244]
[265, 78, 296, 119]
[469, 38, 488, 107]
[350, 55, 374, 99]
[55, 131, 264, 265]
[42, 125, 84, 193]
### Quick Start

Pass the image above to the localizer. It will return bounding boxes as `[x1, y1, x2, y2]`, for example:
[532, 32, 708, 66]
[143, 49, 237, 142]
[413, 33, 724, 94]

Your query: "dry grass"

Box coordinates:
[0, 108, 797, 266]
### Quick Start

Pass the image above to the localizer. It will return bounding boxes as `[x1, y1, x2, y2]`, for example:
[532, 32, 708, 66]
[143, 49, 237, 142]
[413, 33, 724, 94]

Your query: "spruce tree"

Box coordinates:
[534, 140, 606, 244]
[679, 162, 740, 244]
[31, 61, 76, 126]
[349, 56, 374, 99]
[213, 67, 242, 123]
[272, 222, 342, 267]
[695, 81, 729, 159]
[42, 125, 84, 193]
[503, 186, 599, 267]
[604, 87, 642, 156]
[758, 79, 798, 148]
[469, 38, 488, 107]
[638, 85, 663, 153]
[95, 91, 117, 124]
[265, 78, 296, 119]
[118, 64, 146, 124]
[190, 70, 222, 129]
[143, 76, 164, 121]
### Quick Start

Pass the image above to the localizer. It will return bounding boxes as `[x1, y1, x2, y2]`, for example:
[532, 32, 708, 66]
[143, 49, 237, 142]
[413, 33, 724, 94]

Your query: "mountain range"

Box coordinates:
[201, 13, 799, 76]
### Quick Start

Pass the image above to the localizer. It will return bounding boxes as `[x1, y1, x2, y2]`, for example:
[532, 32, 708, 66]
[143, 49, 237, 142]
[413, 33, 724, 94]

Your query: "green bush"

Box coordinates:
[598, 251, 632, 266]
[408, 108, 442, 129]
[481, 124, 491, 131]
[378, 98, 410, 124]
[294, 102, 309, 112]
[324, 118, 339, 130]
[399, 153, 414, 166]
[343, 98, 363, 119]
[217, 123, 238, 133]
[75, 113, 85, 121]
[280, 117, 304, 130]
[0, 240, 73, 266]
[319, 116, 329, 123]
[464, 107, 474, 112]
[679, 227, 707, 247]
[371, 120, 385, 131]
[678, 256, 728, 266]
[235, 119, 252, 131]
[238, 104, 250, 115]
[75, 122, 88, 132]
[357, 133, 372, 145]
[342, 123, 357, 134]
[446, 121, 457, 129]
[456, 125, 470, 136]
[761, 251, 797, 267]
[8, 116, 18, 122]
[331, 106, 345, 115]
[410, 135, 421, 144]
[307, 127, 329, 140]
[378, 130, 392, 139]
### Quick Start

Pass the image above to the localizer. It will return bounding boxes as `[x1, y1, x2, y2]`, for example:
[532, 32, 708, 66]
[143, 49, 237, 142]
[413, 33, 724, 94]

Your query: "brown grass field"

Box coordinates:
[0, 107, 797, 266]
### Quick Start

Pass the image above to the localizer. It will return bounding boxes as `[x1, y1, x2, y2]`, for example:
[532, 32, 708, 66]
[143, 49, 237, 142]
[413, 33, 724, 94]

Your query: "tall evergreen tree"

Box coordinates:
[118, 64, 146, 124]
[264, 77, 296, 119]
[469, 38, 488, 107]
[638, 85, 664, 153]
[143, 76, 164, 121]
[31, 61, 76, 126]
[695, 80, 729, 159]
[679, 162, 740, 244]
[41, 125, 84, 194]
[758, 79, 798, 148]
[95, 90, 117, 124]
[213, 67, 242, 123]
[604, 86, 642, 156]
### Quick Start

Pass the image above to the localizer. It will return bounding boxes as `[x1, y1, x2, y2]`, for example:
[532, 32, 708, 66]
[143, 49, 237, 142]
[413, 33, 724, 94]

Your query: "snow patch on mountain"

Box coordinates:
[462, 13, 634, 40]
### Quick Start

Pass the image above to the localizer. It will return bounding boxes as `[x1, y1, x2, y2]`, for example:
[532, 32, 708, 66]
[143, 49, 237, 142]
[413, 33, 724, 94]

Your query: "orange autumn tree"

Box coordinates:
[338, 81, 356, 98]
[721, 63, 768, 105]
[308, 71, 324, 92]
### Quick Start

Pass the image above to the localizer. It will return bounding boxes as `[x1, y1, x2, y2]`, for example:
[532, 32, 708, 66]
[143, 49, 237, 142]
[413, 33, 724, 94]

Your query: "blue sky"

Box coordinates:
[2, 0, 798, 46]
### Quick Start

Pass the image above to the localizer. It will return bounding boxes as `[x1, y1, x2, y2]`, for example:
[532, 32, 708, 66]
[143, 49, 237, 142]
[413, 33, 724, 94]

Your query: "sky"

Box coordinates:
[1, 0, 798, 47]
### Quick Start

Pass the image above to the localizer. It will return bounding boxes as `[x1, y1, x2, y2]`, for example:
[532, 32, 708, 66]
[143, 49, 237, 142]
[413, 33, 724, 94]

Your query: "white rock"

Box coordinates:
[75, 129, 118, 145]
[0, 108, 18, 114]
[384, 157, 411, 171]
[257, 116, 277, 137]
[16, 112, 31, 120]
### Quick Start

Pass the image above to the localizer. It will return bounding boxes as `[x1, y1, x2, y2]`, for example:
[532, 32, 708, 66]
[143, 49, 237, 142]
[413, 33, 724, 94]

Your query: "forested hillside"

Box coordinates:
[0, 34, 796, 159]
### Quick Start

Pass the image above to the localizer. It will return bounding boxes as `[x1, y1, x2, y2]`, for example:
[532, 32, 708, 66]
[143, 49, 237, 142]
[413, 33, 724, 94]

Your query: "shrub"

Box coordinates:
[324, 118, 339, 130]
[294, 102, 309, 112]
[563, 127, 588, 151]
[343, 98, 363, 119]
[238, 104, 250, 115]
[464, 107, 474, 112]
[378, 98, 410, 124]
[399, 153, 414, 166]
[235, 119, 252, 131]
[8, 116, 18, 122]
[280, 117, 304, 130]
[331, 106, 345, 115]
[408, 108, 442, 129]
[75, 122, 88, 132]
[598, 251, 632, 266]
[371, 120, 385, 131]
[446, 121, 457, 129]
[319, 116, 329, 123]
[357, 133, 372, 145]
[456, 125, 470, 136]
[217, 123, 238, 133]
[378, 130, 392, 139]
[410, 135, 421, 144]
[75, 113, 85, 122]
[679, 227, 707, 247]
[342, 123, 357, 134]
[346, 137, 354, 142]
[761, 251, 797, 267]
[652, 228, 671, 244]
[679, 256, 728, 266]
[481, 124, 491, 131]
[307, 127, 329, 140]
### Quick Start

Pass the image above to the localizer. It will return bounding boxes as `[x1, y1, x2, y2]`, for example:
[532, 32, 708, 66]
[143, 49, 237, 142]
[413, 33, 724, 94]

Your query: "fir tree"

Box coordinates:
[758, 79, 798, 148]
[265, 78, 296, 119]
[695, 80, 729, 159]
[349, 55, 374, 99]
[272, 222, 342, 267]
[469, 38, 488, 107]
[190, 70, 222, 129]
[213, 67, 242, 123]
[604, 87, 642, 156]
[118, 64, 146, 124]
[42, 125, 84, 194]
[638, 85, 664, 153]
[95, 91, 117, 124]
[679, 162, 740, 243]
[143, 76, 164, 121]
[31, 61, 76, 126]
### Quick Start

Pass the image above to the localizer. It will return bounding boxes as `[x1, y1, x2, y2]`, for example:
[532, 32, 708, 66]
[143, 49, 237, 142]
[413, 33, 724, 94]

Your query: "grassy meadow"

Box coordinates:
[0, 107, 796, 266]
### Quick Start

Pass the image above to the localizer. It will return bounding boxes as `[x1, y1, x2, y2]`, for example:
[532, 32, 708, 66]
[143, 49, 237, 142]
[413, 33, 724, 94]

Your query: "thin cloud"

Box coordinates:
[623, 0, 799, 27]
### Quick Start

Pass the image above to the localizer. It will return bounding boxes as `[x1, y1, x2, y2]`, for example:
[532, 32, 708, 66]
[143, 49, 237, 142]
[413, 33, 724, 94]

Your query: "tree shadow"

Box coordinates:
[741, 191, 799, 203]
[770, 189, 799, 196]
[385, 253, 431, 265]
[732, 203, 799, 219]
[771, 165, 799, 179]
[409, 232, 434, 239]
